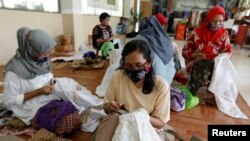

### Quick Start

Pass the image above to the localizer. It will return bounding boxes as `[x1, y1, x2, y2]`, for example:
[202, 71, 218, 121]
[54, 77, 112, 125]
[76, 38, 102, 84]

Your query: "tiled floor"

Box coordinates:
[174, 40, 250, 106]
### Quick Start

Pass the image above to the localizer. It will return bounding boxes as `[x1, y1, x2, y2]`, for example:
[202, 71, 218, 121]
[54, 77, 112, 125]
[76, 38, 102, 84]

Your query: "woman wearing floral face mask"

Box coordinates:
[182, 6, 232, 95]
[92, 40, 170, 141]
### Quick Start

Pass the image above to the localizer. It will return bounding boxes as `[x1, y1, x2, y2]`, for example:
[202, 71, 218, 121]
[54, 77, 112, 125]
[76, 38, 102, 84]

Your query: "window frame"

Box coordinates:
[82, 0, 123, 17]
[0, 0, 60, 13]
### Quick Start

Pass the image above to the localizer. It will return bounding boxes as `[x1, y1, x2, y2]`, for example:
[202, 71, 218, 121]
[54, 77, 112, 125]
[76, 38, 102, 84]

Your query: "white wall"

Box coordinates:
[60, 0, 120, 50]
[123, 0, 135, 18]
[0, 5, 121, 65]
[73, 14, 84, 49]
[62, 14, 120, 50]
[0, 9, 63, 65]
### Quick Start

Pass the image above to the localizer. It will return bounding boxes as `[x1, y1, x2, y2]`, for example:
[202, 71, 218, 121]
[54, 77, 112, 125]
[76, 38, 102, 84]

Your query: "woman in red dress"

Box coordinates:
[182, 6, 232, 94]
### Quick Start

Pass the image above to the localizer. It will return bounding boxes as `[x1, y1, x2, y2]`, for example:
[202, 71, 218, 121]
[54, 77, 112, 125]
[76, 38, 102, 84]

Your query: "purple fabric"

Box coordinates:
[34, 100, 76, 132]
[170, 87, 186, 112]
[171, 95, 184, 108]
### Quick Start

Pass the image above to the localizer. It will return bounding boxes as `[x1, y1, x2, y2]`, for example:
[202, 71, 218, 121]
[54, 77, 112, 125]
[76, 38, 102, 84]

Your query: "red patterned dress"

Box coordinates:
[182, 31, 231, 73]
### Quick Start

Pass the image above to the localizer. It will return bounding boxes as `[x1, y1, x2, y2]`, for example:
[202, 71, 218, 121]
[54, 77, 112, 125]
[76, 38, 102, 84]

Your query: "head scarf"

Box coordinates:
[195, 6, 226, 43]
[155, 13, 167, 26]
[138, 16, 174, 65]
[4, 27, 56, 79]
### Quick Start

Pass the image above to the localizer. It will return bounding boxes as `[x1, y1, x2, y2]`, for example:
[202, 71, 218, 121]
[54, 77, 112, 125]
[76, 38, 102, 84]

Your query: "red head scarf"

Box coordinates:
[155, 13, 167, 26]
[195, 6, 226, 43]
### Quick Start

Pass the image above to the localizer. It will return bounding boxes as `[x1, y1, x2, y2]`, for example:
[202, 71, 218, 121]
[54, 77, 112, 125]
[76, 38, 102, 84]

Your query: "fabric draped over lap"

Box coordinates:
[112, 108, 162, 141]
[208, 53, 248, 119]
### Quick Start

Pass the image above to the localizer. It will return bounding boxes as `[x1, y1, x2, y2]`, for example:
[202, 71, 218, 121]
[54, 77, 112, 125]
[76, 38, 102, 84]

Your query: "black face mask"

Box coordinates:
[125, 68, 148, 83]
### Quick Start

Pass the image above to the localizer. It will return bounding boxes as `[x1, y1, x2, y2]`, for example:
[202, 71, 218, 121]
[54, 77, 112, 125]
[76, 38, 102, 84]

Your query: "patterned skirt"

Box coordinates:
[32, 111, 82, 136]
[188, 59, 214, 94]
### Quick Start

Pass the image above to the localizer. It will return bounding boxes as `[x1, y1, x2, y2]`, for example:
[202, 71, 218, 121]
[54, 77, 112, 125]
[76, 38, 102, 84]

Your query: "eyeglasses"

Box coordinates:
[122, 62, 147, 71]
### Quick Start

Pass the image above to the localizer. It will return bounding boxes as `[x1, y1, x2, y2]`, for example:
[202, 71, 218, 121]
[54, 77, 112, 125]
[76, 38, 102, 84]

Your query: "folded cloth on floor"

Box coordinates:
[0, 126, 35, 136]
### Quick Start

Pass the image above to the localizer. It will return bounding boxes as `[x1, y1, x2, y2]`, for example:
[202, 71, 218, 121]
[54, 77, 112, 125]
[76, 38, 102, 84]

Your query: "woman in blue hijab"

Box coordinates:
[134, 15, 176, 84]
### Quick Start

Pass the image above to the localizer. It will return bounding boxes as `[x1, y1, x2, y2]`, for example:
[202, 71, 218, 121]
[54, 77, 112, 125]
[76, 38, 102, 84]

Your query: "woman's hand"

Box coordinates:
[38, 85, 55, 95]
[103, 101, 121, 114]
[24, 85, 55, 102]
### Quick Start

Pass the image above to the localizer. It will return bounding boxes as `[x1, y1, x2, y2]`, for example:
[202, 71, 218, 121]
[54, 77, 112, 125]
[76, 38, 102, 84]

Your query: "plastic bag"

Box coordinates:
[170, 87, 186, 112]
[178, 86, 199, 109]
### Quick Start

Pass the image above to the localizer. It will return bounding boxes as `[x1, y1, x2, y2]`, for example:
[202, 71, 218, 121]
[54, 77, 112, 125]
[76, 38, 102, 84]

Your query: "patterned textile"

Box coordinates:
[112, 108, 162, 141]
[7, 117, 26, 129]
[188, 59, 214, 94]
[34, 100, 76, 132]
[0, 126, 35, 136]
[32, 111, 82, 136]
[170, 87, 186, 112]
[182, 31, 231, 73]
[55, 111, 82, 136]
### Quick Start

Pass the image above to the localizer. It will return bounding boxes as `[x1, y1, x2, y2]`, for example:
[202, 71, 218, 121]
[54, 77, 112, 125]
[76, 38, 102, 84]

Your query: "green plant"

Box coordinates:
[130, 8, 143, 25]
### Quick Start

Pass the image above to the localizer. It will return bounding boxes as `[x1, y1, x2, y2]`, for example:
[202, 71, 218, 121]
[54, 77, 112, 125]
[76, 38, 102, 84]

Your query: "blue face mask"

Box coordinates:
[37, 56, 49, 63]
[33, 54, 49, 64]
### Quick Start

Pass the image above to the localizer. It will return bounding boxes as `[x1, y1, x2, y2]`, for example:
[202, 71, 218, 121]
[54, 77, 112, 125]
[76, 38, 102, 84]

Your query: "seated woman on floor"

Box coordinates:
[3, 27, 82, 135]
[92, 40, 170, 141]
[92, 12, 118, 58]
[182, 6, 248, 119]
[182, 6, 231, 95]
[134, 14, 176, 84]
[95, 13, 179, 97]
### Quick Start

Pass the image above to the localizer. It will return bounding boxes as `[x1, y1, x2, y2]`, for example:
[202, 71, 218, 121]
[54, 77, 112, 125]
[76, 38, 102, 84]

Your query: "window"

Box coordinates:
[1, 0, 59, 13]
[246, 9, 250, 16]
[82, 0, 123, 17]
